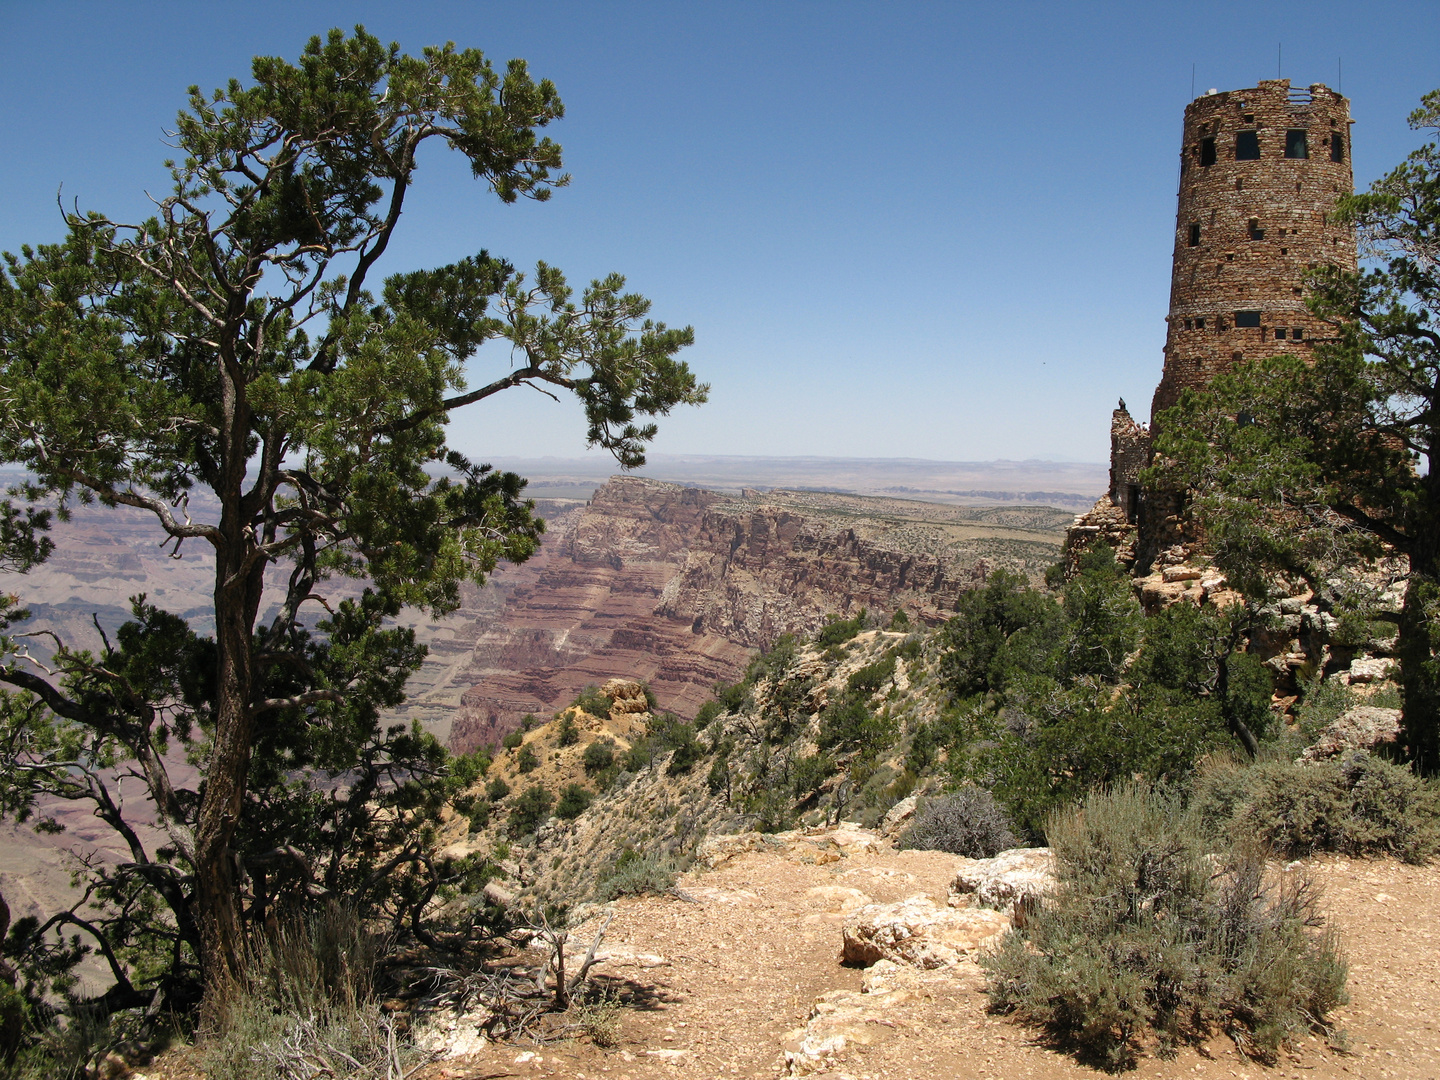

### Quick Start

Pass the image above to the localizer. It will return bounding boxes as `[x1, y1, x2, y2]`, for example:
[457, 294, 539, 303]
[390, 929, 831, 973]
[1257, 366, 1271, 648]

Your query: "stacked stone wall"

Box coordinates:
[1149, 80, 1356, 418]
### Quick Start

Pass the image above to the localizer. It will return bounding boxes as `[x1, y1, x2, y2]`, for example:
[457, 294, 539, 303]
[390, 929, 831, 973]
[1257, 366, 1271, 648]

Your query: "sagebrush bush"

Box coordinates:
[983, 784, 1347, 1069]
[595, 849, 680, 900]
[897, 786, 1015, 857]
[1193, 751, 1440, 863]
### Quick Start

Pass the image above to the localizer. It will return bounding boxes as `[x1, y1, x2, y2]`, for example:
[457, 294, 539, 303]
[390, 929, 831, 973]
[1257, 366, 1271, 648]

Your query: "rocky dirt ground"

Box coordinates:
[134, 824, 1440, 1080]
[273, 829, 1434, 1080]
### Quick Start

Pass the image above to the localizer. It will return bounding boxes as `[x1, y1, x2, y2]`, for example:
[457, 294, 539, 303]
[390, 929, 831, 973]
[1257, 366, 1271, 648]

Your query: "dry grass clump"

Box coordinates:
[984, 783, 1347, 1070]
[203, 903, 422, 1080]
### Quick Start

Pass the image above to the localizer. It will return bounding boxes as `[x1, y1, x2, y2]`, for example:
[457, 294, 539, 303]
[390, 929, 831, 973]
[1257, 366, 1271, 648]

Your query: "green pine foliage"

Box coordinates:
[555, 783, 593, 820]
[556, 713, 580, 747]
[507, 785, 553, 838]
[516, 744, 539, 774]
[582, 738, 615, 775]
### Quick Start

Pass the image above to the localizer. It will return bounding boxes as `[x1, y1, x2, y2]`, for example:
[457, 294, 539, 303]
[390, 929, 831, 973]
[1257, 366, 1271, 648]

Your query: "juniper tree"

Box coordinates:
[0, 26, 704, 1020]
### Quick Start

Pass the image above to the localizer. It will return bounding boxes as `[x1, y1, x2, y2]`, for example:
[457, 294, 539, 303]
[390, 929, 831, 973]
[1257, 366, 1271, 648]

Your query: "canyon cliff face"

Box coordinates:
[444, 477, 1066, 752]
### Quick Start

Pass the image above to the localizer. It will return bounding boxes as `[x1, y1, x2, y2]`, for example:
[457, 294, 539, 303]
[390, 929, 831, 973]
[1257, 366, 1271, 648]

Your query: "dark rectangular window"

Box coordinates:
[1285, 129, 1308, 159]
[1330, 132, 1345, 162]
[1200, 137, 1216, 166]
[1188, 223, 1201, 246]
[1235, 131, 1260, 160]
[1274, 328, 1286, 340]
[1292, 327, 1303, 340]
[1185, 318, 1193, 330]
[1195, 317, 1205, 329]
[1248, 218, 1265, 241]
[1234, 310, 1261, 328]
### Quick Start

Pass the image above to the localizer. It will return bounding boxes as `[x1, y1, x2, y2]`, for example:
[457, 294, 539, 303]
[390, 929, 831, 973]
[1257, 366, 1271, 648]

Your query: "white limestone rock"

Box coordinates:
[947, 847, 1055, 915]
[840, 894, 1011, 969]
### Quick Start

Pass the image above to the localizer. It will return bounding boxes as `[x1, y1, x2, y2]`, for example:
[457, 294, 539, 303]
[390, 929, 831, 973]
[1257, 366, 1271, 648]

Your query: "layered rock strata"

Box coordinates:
[447, 477, 1067, 752]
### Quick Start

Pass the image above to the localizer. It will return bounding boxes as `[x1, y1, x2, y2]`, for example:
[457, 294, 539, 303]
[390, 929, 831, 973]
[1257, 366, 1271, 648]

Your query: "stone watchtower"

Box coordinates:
[1067, 79, 1357, 571]
[1151, 79, 1356, 418]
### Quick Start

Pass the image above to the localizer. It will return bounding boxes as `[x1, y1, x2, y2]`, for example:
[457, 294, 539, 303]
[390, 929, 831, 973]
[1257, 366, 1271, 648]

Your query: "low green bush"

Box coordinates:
[1193, 751, 1440, 863]
[572, 686, 613, 719]
[501, 730, 523, 751]
[556, 713, 580, 747]
[897, 786, 1015, 857]
[555, 783, 593, 820]
[816, 609, 867, 647]
[595, 848, 680, 900]
[507, 784, 552, 838]
[486, 776, 511, 802]
[983, 783, 1347, 1069]
[466, 798, 491, 832]
[847, 654, 896, 696]
[582, 738, 615, 774]
[516, 744, 539, 774]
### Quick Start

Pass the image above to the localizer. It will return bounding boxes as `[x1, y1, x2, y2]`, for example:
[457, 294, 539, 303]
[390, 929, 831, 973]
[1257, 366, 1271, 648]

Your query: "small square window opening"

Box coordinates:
[1274, 328, 1286, 340]
[1235, 131, 1261, 160]
[1234, 311, 1261, 328]
[1285, 129, 1309, 159]
[1292, 328, 1303, 340]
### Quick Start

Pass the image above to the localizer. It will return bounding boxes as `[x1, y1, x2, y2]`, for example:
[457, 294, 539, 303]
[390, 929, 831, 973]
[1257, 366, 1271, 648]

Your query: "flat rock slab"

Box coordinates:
[841, 894, 1012, 969]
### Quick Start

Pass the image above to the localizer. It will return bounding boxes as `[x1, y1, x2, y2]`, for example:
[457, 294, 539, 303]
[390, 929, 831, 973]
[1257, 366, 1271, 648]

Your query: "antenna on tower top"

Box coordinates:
[1338, 57, 1343, 94]
[1191, 63, 1196, 99]
[1278, 43, 1282, 79]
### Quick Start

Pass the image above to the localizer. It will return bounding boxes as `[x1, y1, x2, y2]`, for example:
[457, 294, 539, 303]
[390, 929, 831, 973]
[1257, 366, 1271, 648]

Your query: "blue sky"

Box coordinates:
[2, 1, 1436, 465]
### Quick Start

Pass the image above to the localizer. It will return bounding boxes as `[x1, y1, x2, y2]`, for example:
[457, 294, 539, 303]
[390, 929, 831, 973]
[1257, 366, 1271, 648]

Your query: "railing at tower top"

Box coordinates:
[1287, 87, 1315, 108]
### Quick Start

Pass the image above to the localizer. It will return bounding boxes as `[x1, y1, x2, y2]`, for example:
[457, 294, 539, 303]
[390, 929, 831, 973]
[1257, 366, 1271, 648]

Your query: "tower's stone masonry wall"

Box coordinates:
[1150, 80, 1356, 418]
[1108, 406, 1150, 517]
[1068, 79, 1357, 577]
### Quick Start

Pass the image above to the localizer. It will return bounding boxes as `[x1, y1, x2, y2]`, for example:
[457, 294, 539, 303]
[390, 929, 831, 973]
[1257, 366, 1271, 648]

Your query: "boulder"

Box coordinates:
[880, 795, 918, 838]
[1346, 657, 1397, 685]
[948, 847, 1054, 915]
[1301, 705, 1402, 762]
[602, 678, 651, 715]
[841, 894, 1011, 969]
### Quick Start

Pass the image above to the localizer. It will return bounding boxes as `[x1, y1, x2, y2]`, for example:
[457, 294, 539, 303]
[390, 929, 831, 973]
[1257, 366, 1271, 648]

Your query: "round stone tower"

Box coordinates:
[1149, 79, 1356, 419]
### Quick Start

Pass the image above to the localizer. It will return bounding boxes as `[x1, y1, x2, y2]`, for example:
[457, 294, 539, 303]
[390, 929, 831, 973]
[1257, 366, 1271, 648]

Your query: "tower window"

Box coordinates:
[1195, 317, 1205, 329]
[1235, 130, 1260, 160]
[1292, 327, 1304, 340]
[1247, 219, 1265, 241]
[1234, 311, 1261, 328]
[1185, 318, 1193, 330]
[1330, 132, 1345, 162]
[1274, 328, 1286, 340]
[1200, 137, 1217, 166]
[1188, 223, 1201, 246]
[1285, 129, 1309, 159]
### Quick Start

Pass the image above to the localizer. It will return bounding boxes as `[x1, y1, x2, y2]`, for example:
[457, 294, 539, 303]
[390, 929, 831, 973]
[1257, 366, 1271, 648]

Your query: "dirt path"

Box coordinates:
[418, 838, 1440, 1080]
